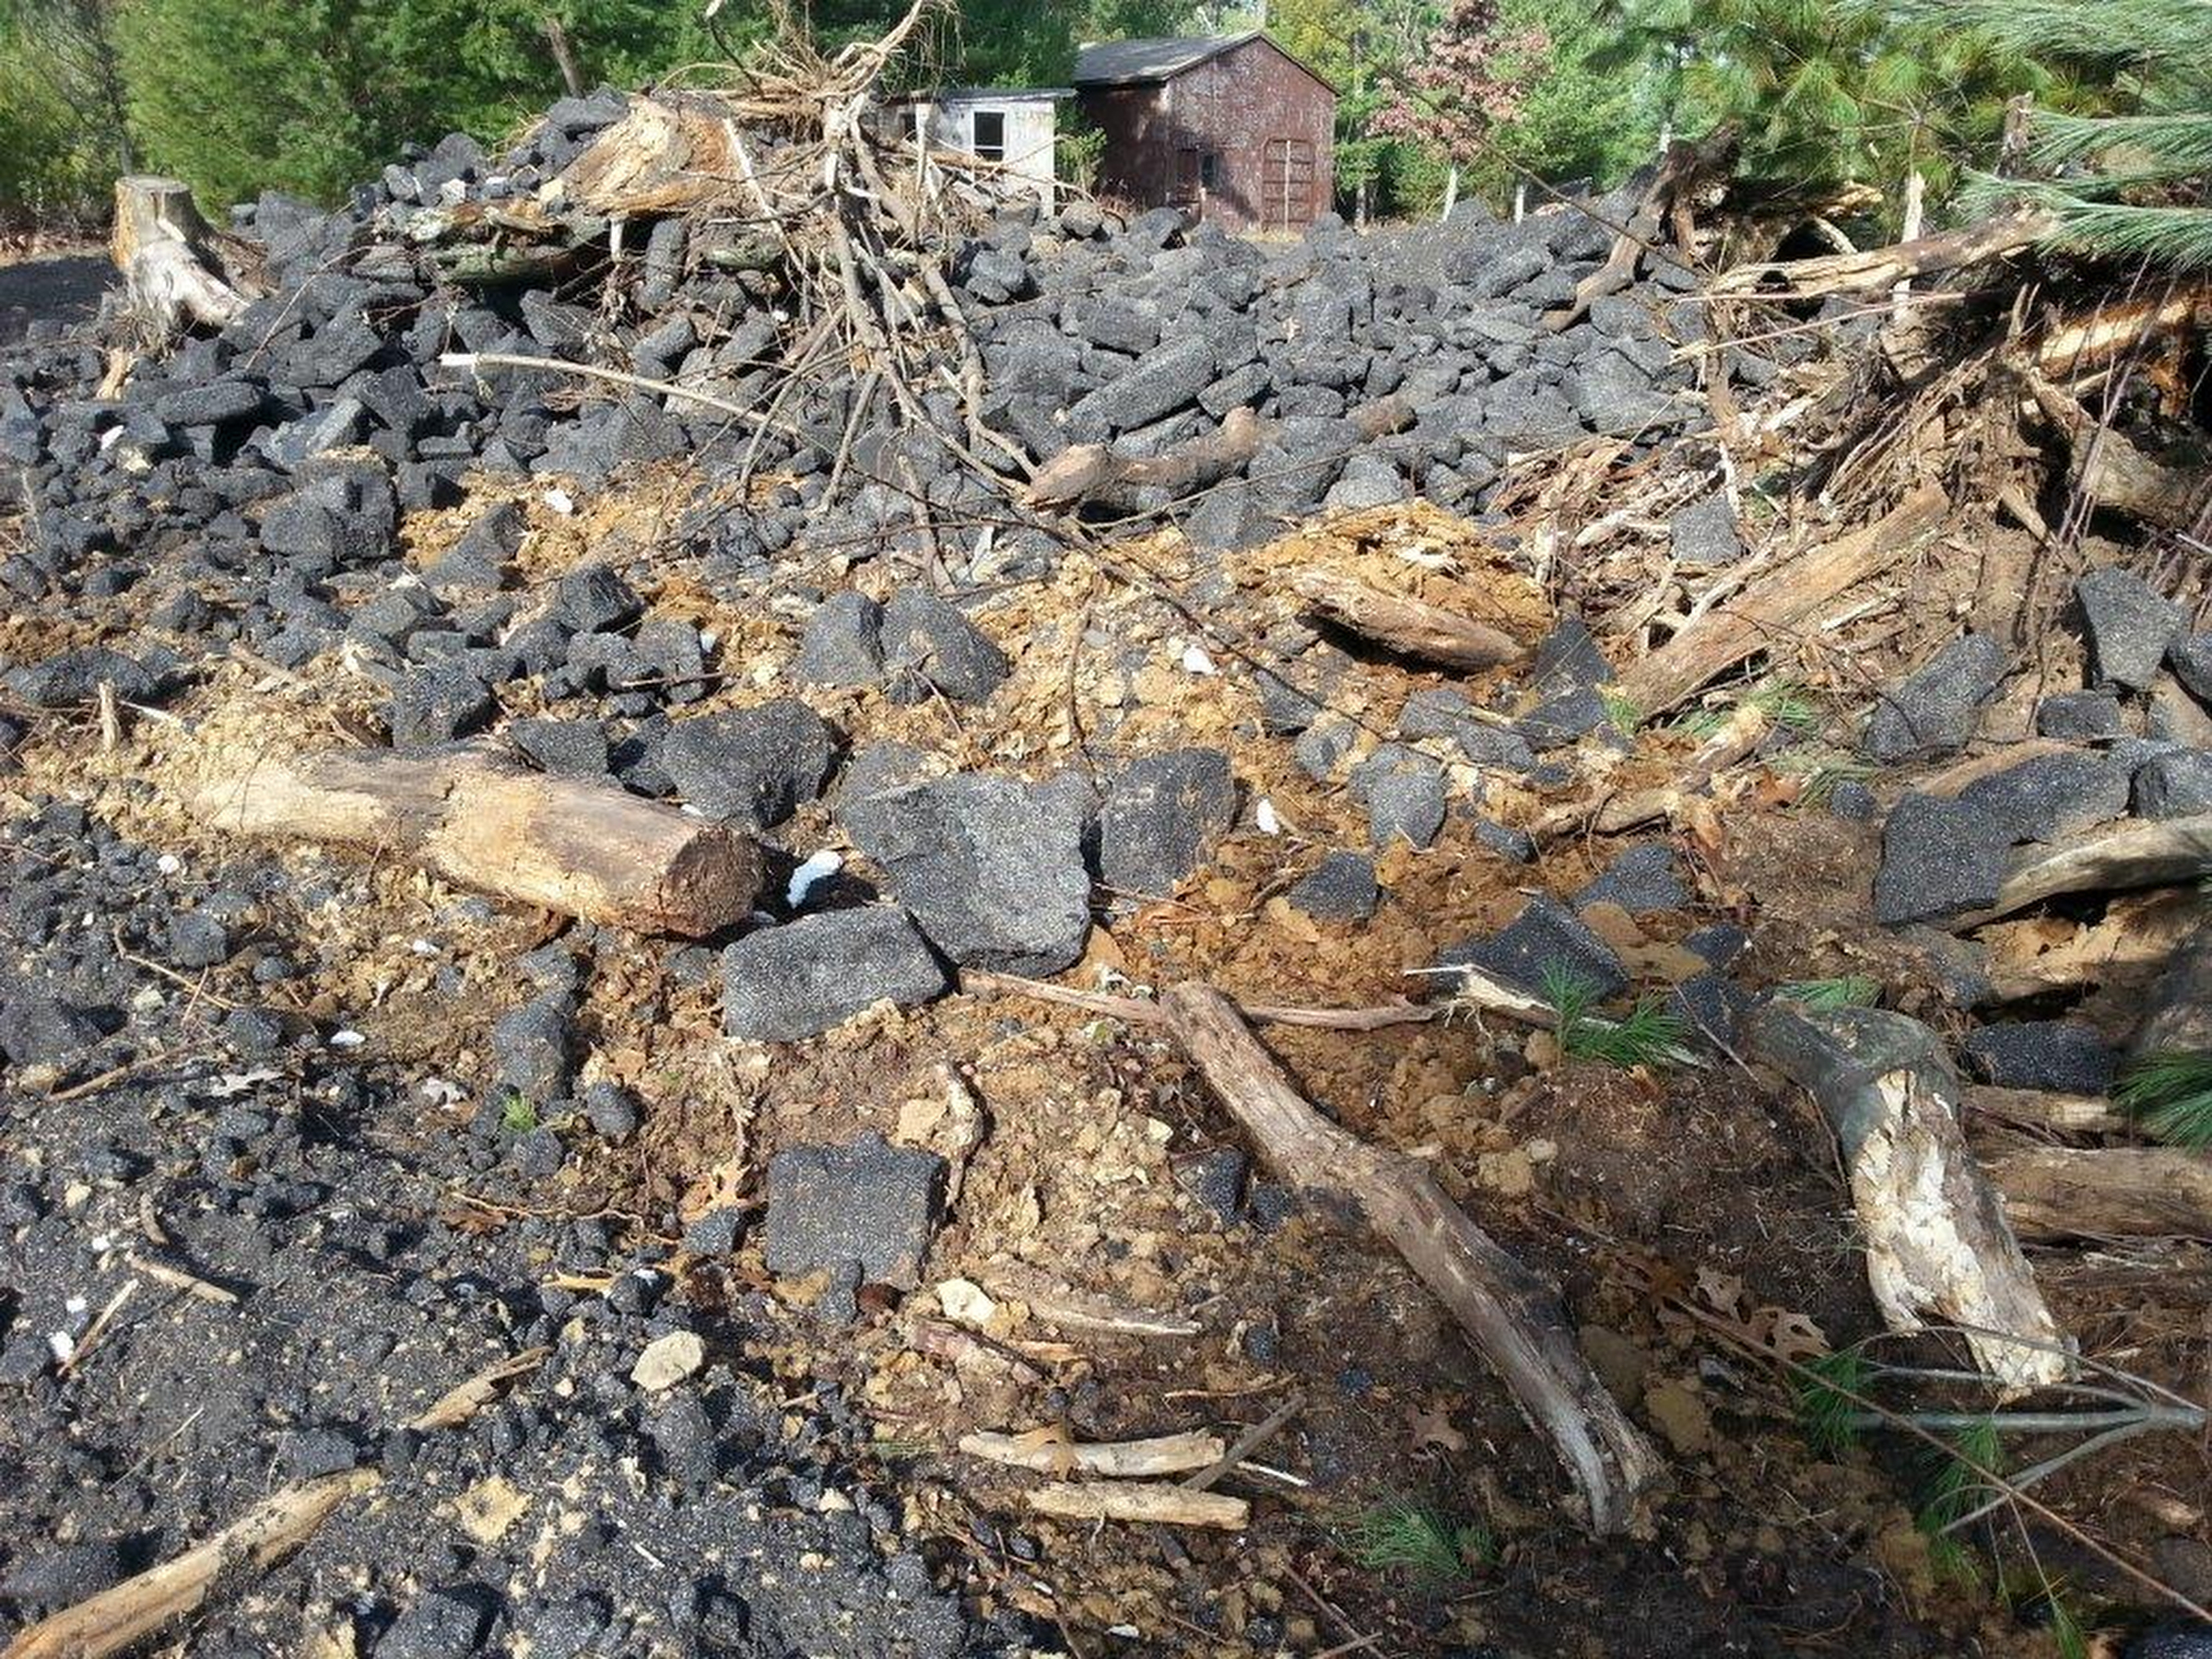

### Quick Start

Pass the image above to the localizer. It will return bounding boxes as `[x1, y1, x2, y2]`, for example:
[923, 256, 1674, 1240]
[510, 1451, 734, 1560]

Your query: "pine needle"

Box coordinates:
[1542, 965, 1692, 1069]
[1794, 1347, 1871, 1456]
[1776, 974, 1883, 1010]
[2115, 1051, 2212, 1147]
[1339, 1500, 1495, 1587]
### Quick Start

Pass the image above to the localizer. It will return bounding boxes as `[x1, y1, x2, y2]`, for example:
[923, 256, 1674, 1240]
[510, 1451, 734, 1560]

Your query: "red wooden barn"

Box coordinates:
[1073, 33, 1336, 234]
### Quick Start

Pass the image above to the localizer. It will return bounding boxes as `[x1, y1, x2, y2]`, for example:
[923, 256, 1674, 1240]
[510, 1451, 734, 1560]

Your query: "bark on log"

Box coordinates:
[1614, 484, 1948, 717]
[111, 176, 253, 332]
[2021, 368, 2212, 532]
[1748, 1003, 2069, 1393]
[191, 743, 762, 936]
[1026, 396, 1413, 516]
[1712, 209, 2054, 300]
[1950, 814, 2212, 930]
[1159, 982, 1659, 1534]
[1291, 568, 1525, 671]
[1985, 1146, 2212, 1241]
[2034, 285, 2212, 380]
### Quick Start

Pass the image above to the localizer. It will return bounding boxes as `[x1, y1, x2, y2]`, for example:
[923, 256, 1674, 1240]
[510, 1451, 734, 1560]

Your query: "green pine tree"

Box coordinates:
[1898, 0, 2212, 269]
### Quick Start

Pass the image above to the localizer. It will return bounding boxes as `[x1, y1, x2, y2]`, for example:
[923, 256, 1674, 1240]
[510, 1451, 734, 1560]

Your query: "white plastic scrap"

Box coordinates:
[327, 1030, 367, 1051]
[1253, 797, 1281, 835]
[544, 487, 575, 515]
[204, 1068, 282, 1100]
[1179, 642, 1218, 676]
[785, 850, 843, 910]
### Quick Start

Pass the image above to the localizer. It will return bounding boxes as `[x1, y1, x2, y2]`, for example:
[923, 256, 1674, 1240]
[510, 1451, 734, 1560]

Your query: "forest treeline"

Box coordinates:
[1, 0, 2206, 266]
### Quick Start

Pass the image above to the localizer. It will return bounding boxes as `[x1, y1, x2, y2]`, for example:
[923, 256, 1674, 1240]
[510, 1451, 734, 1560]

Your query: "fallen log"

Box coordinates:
[1712, 208, 2054, 300]
[1025, 1480, 1249, 1529]
[1613, 484, 1948, 717]
[959, 1429, 1224, 1477]
[2033, 284, 2212, 380]
[1026, 396, 1413, 516]
[1963, 1086, 2124, 1136]
[111, 176, 255, 333]
[1291, 568, 1525, 671]
[1748, 1002, 2068, 1393]
[2021, 367, 2212, 533]
[1951, 814, 2212, 930]
[1985, 1146, 2212, 1241]
[191, 742, 762, 936]
[1159, 982, 1659, 1534]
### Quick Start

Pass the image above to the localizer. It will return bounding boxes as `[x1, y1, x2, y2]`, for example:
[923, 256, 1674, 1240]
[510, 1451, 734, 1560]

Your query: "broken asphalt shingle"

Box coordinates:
[1438, 892, 1628, 998]
[1348, 745, 1447, 849]
[721, 907, 947, 1041]
[660, 699, 837, 828]
[1955, 749, 2129, 843]
[763, 1131, 945, 1289]
[1288, 851, 1380, 922]
[1572, 844, 1687, 913]
[1863, 634, 2006, 762]
[2134, 748, 2212, 818]
[2077, 567, 2183, 691]
[1871, 791, 2009, 925]
[1097, 747, 1237, 895]
[2033, 690, 2124, 742]
[878, 589, 1010, 705]
[1961, 1021, 2116, 1095]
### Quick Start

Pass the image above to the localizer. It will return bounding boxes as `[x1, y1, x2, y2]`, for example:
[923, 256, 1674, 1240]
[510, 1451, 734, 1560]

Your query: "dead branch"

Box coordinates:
[1024, 1480, 1250, 1529]
[190, 742, 763, 937]
[959, 1430, 1225, 1477]
[1291, 568, 1525, 671]
[1712, 209, 2053, 300]
[2019, 366, 2212, 532]
[1984, 1146, 2212, 1241]
[1159, 982, 1659, 1533]
[1613, 484, 1948, 717]
[1963, 1087, 2124, 1136]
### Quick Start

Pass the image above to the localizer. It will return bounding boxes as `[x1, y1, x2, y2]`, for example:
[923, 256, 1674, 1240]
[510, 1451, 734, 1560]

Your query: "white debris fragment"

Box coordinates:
[46, 1332, 76, 1364]
[1253, 797, 1281, 835]
[630, 1330, 706, 1392]
[327, 1030, 367, 1051]
[544, 487, 575, 514]
[410, 938, 440, 958]
[785, 850, 843, 910]
[420, 1078, 467, 1108]
[1180, 642, 1218, 676]
[64, 1295, 87, 1317]
[205, 1068, 281, 1100]
[156, 853, 184, 877]
[935, 1277, 997, 1328]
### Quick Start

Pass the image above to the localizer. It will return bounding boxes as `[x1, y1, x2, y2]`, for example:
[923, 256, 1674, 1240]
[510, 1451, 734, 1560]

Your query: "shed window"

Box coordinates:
[1199, 152, 1222, 191]
[971, 110, 1006, 162]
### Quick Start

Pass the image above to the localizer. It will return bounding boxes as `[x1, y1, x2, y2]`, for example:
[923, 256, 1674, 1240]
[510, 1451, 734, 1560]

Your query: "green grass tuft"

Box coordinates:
[1776, 974, 1883, 1011]
[1543, 964, 1690, 1070]
[2115, 1051, 2212, 1147]
[1339, 1500, 1494, 1587]
[1793, 1347, 1871, 1456]
[500, 1092, 539, 1134]
[1914, 1418, 2003, 1587]
[1600, 689, 1642, 735]
[1771, 745, 1875, 807]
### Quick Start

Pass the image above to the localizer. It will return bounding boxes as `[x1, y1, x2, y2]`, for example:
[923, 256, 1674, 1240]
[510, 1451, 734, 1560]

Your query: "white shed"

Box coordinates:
[886, 87, 1069, 210]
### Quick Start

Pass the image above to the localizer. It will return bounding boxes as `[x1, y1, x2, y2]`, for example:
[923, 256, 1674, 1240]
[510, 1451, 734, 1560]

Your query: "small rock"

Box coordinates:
[1438, 893, 1628, 998]
[794, 591, 886, 687]
[1288, 851, 1380, 922]
[1961, 1021, 2115, 1094]
[554, 562, 643, 633]
[377, 1587, 496, 1659]
[661, 699, 837, 828]
[168, 912, 233, 968]
[1864, 634, 2007, 761]
[1573, 844, 1686, 913]
[1348, 746, 1447, 849]
[509, 717, 609, 778]
[1174, 1147, 1249, 1225]
[630, 1330, 707, 1392]
[1097, 748, 1236, 894]
[490, 993, 572, 1100]
[878, 590, 1009, 705]
[721, 907, 947, 1041]
[764, 1132, 946, 1289]
[681, 1207, 745, 1254]
[2077, 567, 2183, 690]
[2136, 749, 2212, 818]
[281, 1428, 359, 1477]
[2034, 690, 2124, 741]
[582, 1081, 641, 1141]
[1668, 493, 1743, 569]
[1684, 923, 1751, 970]
[387, 664, 494, 750]
[2170, 636, 2212, 705]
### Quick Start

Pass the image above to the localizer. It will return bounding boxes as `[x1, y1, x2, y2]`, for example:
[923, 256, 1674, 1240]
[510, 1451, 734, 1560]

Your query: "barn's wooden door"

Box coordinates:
[1261, 138, 1315, 231]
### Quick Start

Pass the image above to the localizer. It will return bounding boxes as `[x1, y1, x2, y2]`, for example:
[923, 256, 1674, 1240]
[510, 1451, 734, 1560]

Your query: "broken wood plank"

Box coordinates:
[1951, 814, 2212, 930]
[1024, 1480, 1250, 1529]
[1291, 568, 1525, 672]
[1711, 208, 2053, 300]
[191, 742, 762, 937]
[1159, 982, 1659, 1534]
[959, 1429, 1225, 1477]
[1747, 1002, 2068, 1393]
[1985, 1146, 2212, 1241]
[1613, 484, 1948, 717]
[1963, 1087, 2124, 1136]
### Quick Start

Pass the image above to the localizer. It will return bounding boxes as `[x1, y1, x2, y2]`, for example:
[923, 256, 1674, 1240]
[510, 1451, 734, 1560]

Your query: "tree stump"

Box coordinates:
[112, 175, 252, 333]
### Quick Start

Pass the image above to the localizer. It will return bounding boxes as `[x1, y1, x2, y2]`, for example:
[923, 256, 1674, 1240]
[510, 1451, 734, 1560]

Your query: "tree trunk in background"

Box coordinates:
[542, 17, 584, 97]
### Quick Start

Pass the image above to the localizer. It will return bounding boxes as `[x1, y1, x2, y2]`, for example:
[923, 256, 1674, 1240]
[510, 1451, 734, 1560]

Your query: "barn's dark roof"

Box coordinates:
[1072, 31, 1335, 93]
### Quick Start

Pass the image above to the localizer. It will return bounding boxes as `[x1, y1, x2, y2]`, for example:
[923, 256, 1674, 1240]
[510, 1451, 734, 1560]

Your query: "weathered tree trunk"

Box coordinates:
[1748, 1002, 2069, 1393]
[1614, 484, 1947, 717]
[1291, 568, 1525, 671]
[1950, 814, 2212, 930]
[1159, 983, 1661, 1534]
[191, 743, 762, 936]
[111, 176, 253, 332]
[541, 16, 585, 95]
